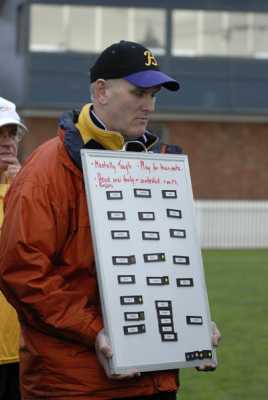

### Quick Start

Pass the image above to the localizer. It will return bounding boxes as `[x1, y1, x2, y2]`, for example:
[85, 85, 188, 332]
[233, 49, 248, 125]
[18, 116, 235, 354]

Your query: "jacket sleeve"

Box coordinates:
[0, 181, 103, 347]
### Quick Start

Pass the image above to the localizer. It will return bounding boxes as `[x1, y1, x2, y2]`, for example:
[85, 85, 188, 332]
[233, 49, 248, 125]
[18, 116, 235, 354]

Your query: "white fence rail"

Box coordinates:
[194, 200, 268, 249]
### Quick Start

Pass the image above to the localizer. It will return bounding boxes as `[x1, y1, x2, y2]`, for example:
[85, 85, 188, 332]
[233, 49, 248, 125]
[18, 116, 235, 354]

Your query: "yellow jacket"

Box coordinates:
[0, 183, 20, 364]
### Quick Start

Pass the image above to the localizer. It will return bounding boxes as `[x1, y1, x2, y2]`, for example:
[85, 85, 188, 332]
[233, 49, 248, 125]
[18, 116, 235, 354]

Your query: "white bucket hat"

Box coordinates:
[0, 97, 28, 133]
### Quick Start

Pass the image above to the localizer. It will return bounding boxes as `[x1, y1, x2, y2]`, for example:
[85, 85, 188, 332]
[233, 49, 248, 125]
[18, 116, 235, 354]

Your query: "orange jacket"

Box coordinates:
[0, 113, 179, 399]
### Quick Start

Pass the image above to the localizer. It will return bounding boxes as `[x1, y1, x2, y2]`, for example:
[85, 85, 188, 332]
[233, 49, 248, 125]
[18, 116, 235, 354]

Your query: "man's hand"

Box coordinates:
[95, 329, 140, 380]
[0, 156, 21, 183]
[196, 321, 221, 372]
[211, 321, 221, 347]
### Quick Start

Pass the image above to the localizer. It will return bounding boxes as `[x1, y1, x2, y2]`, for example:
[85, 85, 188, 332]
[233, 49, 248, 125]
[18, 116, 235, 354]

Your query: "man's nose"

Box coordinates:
[142, 95, 155, 112]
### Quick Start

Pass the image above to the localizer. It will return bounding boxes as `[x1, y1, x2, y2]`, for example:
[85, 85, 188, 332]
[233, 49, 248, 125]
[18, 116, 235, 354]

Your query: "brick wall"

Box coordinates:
[19, 117, 58, 161]
[168, 121, 268, 200]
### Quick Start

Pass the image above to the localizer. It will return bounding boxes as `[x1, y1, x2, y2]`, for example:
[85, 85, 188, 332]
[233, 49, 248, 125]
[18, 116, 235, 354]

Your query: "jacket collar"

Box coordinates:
[59, 105, 158, 170]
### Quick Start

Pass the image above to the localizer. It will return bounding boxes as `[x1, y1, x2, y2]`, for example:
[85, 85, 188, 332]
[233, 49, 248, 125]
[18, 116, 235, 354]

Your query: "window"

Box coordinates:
[100, 8, 129, 50]
[131, 8, 165, 54]
[254, 13, 268, 58]
[172, 9, 268, 59]
[29, 5, 96, 52]
[228, 12, 250, 56]
[30, 5, 66, 52]
[202, 12, 227, 56]
[29, 5, 166, 54]
[66, 7, 97, 52]
[172, 11, 198, 56]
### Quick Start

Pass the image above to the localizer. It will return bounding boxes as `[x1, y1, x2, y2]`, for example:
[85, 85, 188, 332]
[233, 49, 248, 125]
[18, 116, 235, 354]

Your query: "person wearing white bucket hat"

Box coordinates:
[0, 97, 27, 184]
[0, 97, 27, 400]
[0, 97, 27, 132]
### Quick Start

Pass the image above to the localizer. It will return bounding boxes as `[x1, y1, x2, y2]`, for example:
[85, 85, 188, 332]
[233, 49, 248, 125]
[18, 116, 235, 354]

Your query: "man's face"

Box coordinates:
[101, 79, 160, 139]
[0, 124, 19, 165]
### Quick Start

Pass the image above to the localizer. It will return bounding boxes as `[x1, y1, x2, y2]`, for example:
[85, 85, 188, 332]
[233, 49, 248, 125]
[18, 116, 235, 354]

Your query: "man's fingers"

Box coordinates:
[1, 156, 20, 165]
[100, 343, 113, 358]
[97, 335, 113, 358]
[211, 321, 221, 347]
[7, 165, 21, 178]
[95, 329, 141, 380]
[110, 370, 141, 380]
[196, 362, 217, 372]
[95, 329, 113, 358]
[195, 321, 220, 373]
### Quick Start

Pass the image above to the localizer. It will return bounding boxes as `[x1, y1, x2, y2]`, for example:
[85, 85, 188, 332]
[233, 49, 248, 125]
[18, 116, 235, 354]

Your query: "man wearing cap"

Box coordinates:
[0, 41, 220, 400]
[0, 97, 27, 400]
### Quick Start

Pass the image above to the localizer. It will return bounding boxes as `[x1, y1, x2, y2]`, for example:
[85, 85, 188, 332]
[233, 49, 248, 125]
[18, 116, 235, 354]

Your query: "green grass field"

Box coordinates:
[178, 249, 268, 400]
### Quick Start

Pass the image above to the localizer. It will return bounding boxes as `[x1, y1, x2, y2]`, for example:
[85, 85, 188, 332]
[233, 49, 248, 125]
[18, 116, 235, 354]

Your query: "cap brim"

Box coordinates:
[124, 70, 180, 91]
[0, 118, 28, 133]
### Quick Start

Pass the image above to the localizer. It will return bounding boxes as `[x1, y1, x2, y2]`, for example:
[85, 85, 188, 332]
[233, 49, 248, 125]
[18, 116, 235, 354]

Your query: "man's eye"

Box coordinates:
[134, 90, 144, 97]
[132, 89, 159, 98]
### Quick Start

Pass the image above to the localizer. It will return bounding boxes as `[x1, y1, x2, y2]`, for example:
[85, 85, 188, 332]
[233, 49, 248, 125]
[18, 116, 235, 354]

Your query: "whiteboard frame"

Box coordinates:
[81, 149, 216, 373]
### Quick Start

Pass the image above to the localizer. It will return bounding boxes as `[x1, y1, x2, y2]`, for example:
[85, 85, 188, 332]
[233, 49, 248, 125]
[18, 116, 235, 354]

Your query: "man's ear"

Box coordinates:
[94, 79, 110, 105]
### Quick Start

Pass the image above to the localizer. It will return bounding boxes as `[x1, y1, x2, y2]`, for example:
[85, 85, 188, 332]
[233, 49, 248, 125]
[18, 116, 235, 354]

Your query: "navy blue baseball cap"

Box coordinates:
[90, 40, 180, 91]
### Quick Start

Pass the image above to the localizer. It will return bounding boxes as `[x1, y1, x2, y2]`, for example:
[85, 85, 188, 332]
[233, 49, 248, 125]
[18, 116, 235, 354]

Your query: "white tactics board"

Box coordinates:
[81, 150, 216, 374]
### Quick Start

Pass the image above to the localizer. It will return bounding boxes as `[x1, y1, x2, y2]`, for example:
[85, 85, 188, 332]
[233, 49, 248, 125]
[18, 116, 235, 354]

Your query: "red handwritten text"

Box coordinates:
[94, 160, 116, 173]
[96, 173, 113, 188]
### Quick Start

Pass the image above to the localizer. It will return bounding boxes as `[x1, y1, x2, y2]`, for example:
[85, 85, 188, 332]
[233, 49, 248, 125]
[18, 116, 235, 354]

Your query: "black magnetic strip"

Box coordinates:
[162, 190, 177, 199]
[161, 332, 178, 342]
[143, 253, 166, 263]
[155, 301, 177, 341]
[107, 211, 126, 220]
[146, 276, 169, 286]
[166, 208, 182, 219]
[186, 315, 203, 325]
[134, 188, 151, 198]
[173, 255, 190, 265]
[185, 349, 212, 361]
[117, 275, 136, 284]
[120, 295, 143, 305]
[159, 324, 175, 334]
[123, 324, 146, 335]
[169, 229, 186, 238]
[142, 231, 160, 240]
[111, 230, 130, 240]
[124, 311, 145, 321]
[106, 190, 123, 200]
[158, 317, 173, 326]
[203, 350, 213, 359]
[112, 255, 136, 265]
[157, 308, 173, 317]
[185, 351, 199, 361]
[138, 211, 155, 221]
[155, 300, 172, 309]
[176, 278, 194, 287]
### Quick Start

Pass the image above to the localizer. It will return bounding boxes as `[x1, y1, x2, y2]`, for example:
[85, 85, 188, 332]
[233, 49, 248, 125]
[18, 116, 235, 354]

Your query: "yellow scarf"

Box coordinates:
[76, 104, 125, 150]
